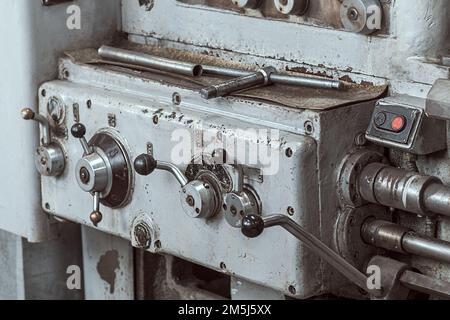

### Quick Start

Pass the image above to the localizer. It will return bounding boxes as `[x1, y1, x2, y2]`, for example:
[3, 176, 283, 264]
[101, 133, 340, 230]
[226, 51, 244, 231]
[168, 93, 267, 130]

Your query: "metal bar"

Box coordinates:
[200, 67, 274, 99]
[156, 161, 189, 187]
[400, 270, 450, 299]
[21, 108, 51, 146]
[423, 183, 450, 216]
[263, 214, 369, 291]
[98, 46, 203, 77]
[362, 219, 450, 264]
[99, 46, 344, 90]
[202, 65, 344, 90]
[402, 233, 450, 264]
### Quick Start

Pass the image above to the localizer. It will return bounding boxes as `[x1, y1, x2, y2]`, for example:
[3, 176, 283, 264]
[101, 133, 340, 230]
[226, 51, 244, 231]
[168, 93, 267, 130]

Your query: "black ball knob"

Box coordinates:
[71, 123, 87, 139]
[134, 154, 158, 176]
[241, 214, 265, 238]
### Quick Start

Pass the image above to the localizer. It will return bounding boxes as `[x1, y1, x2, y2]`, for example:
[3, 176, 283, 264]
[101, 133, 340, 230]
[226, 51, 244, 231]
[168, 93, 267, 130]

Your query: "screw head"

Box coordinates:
[186, 195, 195, 207]
[79, 167, 90, 184]
[348, 7, 359, 21]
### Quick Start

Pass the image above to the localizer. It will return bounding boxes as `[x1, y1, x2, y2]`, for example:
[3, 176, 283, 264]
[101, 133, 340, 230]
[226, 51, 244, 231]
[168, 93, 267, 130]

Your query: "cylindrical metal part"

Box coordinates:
[200, 67, 274, 99]
[273, 0, 309, 15]
[358, 163, 449, 216]
[362, 219, 450, 264]
[202, 65, 344, 90]
[402, 233, 450, 265]
[98, 47, 344, 90]
[270, 73, 344, 89]
[98, 46, 203, 77]
[361, 219, 407, 253]
[423, 183, 450, 216]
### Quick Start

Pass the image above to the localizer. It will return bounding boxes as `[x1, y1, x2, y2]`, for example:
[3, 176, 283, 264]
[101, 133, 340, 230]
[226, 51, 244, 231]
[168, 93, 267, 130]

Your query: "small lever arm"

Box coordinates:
[242, 214, 372, 293]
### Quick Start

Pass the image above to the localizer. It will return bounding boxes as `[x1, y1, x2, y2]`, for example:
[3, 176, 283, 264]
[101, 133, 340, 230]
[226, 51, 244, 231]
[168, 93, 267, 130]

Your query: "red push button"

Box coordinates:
[391, 115, 406, 132]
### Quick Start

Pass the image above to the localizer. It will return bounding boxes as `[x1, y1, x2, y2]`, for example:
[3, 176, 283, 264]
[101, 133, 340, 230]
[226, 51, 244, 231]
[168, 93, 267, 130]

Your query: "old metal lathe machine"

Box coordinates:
[1, 0, 450, 300]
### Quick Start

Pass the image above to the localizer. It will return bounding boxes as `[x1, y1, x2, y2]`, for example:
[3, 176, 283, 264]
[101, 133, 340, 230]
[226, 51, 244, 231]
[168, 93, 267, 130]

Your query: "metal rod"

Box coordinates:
[98, 46, 203, 77]
[423, 183, 450, 216]
[203, 65, 344, 90]
[21, 108, 51, 146]
[263, 214, 369, 291]
[99, 46, 344, 90]
[362, 219, 450, 264]
[200, 67, 275, 99]
[402, 233, 450, 264]
[156, 161, 189, 187]
[93, 191, 100, 213]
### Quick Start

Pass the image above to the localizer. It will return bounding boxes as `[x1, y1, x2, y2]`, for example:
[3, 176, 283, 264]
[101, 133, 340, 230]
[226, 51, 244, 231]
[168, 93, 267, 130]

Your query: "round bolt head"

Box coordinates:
[340, 0, 382, 34]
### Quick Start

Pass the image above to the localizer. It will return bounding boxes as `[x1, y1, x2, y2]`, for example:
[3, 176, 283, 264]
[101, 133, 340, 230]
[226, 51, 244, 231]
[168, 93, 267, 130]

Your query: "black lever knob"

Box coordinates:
[71, 123, 87, 139]
[241, 214, 265, 238]
[134, 154, 158, 176]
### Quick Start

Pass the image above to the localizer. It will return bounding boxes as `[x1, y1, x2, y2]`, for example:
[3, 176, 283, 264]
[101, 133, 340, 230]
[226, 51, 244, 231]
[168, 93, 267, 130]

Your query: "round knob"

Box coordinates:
[241, 214, 265, 238]
[90, 211, 103, 226]
[71, 123, 87, 139]
[134, 154, 158, 176]
[21, 108, 35, 120]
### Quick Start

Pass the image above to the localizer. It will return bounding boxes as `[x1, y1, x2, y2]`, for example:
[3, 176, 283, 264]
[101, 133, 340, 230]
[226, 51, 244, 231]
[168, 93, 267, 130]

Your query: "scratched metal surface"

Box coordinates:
[66, 44, 387, 111]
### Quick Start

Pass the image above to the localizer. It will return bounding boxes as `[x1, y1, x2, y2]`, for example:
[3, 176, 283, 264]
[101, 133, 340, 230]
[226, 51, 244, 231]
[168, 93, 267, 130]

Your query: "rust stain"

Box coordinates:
[97, 250, 120, 294]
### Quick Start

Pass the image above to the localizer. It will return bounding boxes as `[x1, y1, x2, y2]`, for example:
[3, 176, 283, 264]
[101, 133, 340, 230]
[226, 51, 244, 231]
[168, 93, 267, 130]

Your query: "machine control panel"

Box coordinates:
[366, 98, 447, 155]
[367, 102, 420, 146]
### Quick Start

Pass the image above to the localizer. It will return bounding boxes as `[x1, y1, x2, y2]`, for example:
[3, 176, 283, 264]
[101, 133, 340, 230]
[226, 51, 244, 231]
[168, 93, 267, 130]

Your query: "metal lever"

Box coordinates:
[90, 192, 102, 227]
[21, 108, 51, 146]
[21, 108, 65, 176]
[71, 123, 94, 155]
[200, 67, 276, 99]
[71, 123, 105, 226]
[241, 214, 372, 293]
[134, 154, 188, 186]
[134, 154, 220, 219]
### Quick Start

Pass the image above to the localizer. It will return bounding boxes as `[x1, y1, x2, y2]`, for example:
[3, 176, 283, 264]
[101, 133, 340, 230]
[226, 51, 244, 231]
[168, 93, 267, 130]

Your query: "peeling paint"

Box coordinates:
[97, 250, 120, 294]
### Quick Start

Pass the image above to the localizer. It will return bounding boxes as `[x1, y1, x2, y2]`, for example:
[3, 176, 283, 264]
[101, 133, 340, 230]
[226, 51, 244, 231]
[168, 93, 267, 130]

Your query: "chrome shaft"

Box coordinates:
[98, 46, 203, 77]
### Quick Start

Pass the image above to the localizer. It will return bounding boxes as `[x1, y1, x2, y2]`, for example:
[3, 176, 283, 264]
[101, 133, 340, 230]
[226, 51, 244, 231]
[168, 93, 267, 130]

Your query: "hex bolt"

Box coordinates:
[134, 222, 151, 248]
[348, 7, 359, 21]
